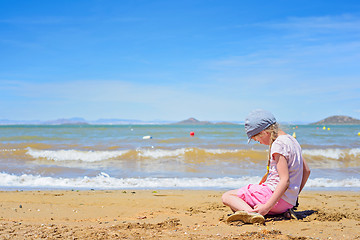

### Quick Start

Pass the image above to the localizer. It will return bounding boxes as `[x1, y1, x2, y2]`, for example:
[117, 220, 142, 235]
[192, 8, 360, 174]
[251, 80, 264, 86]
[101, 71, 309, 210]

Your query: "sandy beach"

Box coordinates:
[0, 190, 359, 239]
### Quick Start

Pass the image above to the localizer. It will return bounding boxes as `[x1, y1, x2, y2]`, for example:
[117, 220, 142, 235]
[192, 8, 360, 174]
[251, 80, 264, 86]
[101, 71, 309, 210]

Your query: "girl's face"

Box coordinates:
[252, 131, 270, 145]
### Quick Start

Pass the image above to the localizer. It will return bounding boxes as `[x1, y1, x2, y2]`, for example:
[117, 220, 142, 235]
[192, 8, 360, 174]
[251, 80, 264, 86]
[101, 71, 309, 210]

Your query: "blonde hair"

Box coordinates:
[258, 123, 279, 184]
[264, 123, 279, 158]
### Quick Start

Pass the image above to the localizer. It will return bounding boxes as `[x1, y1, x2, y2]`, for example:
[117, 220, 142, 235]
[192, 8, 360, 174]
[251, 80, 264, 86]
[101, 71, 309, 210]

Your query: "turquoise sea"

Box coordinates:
[0, 124, 359, 190]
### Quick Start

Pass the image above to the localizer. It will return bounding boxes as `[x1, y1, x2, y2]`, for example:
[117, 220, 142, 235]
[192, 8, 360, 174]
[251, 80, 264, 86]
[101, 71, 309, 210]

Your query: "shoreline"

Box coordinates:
[1, 187, 360, 192]
[1, 190, 359, 239]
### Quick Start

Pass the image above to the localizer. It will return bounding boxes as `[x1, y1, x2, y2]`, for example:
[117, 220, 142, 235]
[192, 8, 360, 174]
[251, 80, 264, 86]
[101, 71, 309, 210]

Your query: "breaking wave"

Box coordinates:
[24, 147, 360, 164]
[302, 148, 360, 159]
[0, 172, 359, 190]
[25, 147, 266, 162]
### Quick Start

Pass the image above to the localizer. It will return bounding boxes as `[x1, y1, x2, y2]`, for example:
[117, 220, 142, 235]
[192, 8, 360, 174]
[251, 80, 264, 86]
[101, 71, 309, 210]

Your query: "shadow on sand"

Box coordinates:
[266, 209, 317, 222]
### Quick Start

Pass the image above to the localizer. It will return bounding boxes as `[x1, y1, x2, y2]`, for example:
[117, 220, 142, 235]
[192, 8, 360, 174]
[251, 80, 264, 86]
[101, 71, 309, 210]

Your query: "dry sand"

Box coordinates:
[0, 190, 359, 239]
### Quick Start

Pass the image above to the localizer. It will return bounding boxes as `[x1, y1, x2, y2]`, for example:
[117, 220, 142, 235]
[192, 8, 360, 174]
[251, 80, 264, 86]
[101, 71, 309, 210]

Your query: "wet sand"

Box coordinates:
[0, 190, 359, 239]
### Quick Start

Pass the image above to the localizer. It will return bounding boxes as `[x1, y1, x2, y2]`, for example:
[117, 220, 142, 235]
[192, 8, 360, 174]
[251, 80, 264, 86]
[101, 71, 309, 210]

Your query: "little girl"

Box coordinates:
[222, 109, 311, 224]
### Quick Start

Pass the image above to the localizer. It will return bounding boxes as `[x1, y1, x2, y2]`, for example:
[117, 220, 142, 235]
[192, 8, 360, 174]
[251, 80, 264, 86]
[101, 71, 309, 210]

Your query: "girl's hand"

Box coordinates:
[252, 204, 271, 216]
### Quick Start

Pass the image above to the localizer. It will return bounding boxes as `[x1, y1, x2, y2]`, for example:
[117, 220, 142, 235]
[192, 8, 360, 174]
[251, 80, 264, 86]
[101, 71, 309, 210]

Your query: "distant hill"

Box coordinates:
[44, 118, 88, 125]
[174, 118, 236, 125]
[214, 121, 238, 125]
[93, 118, 149, 124]
[0, 117, 237, 125]
[311, 115, 360, 125]
[174, 118, 212, 125]
[0, 118, 172, 125]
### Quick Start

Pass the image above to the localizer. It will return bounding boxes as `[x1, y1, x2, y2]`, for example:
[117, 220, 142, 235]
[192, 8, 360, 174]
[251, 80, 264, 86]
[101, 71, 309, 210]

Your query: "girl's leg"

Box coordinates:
[222, 190, 253, 212]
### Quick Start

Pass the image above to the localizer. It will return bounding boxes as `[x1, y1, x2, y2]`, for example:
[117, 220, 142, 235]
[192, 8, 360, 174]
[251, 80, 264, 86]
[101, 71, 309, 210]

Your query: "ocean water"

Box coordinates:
[0, 124, 359, 191]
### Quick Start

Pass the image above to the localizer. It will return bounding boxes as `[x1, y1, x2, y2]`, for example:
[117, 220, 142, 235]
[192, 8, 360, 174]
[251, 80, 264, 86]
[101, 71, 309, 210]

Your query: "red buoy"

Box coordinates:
[190, 131, 195, 136]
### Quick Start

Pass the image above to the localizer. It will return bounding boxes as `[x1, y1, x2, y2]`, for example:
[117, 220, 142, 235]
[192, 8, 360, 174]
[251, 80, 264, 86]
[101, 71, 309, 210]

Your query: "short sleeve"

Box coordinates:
[271, 139, 289, 160]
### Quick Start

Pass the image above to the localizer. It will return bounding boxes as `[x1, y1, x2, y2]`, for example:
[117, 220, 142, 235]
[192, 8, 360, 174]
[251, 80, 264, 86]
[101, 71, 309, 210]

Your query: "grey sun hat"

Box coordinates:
[245, 109, 277, 143]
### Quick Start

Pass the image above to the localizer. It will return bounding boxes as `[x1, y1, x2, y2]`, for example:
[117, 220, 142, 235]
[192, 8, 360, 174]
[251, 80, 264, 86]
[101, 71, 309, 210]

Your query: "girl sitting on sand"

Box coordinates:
[222, 109, 311, 224]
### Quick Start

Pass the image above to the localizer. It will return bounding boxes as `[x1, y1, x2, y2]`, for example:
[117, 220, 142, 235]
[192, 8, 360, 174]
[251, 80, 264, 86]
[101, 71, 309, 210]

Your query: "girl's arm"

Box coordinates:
[252, 153, 289, 216]
[299, 158, 311, 193]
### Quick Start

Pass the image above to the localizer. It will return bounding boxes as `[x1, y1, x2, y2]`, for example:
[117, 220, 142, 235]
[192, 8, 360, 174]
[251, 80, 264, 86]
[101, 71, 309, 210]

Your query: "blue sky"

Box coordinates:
[1, 0, 360, 122]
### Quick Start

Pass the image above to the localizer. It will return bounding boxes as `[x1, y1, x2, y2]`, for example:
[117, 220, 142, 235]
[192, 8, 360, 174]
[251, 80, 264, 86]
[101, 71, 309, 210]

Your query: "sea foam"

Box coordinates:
[25, 147, 248, 162]
[26, 147, 129, 162]
[302, 148, 360, 159]
[1, 172, 359, 190]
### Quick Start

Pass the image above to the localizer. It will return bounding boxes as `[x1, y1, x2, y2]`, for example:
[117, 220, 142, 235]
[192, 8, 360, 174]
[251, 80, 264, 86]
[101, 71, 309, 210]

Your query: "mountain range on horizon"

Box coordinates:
[0, 117, 171, 125]
[310, 115, 360, 125]
[0, 115, 359, 125]
[0, 117, 243, 125]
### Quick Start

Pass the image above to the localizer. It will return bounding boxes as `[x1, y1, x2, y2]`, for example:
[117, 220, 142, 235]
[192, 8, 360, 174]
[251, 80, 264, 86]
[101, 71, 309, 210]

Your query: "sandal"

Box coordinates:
[284, 208, 298, 220]
[226, 210, 265, 224]
[288, 208, 298, 220]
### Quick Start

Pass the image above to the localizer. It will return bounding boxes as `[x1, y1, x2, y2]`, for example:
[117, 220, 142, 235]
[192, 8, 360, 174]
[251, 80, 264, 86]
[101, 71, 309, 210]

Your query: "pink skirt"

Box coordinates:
[237, 183, 293, 215]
